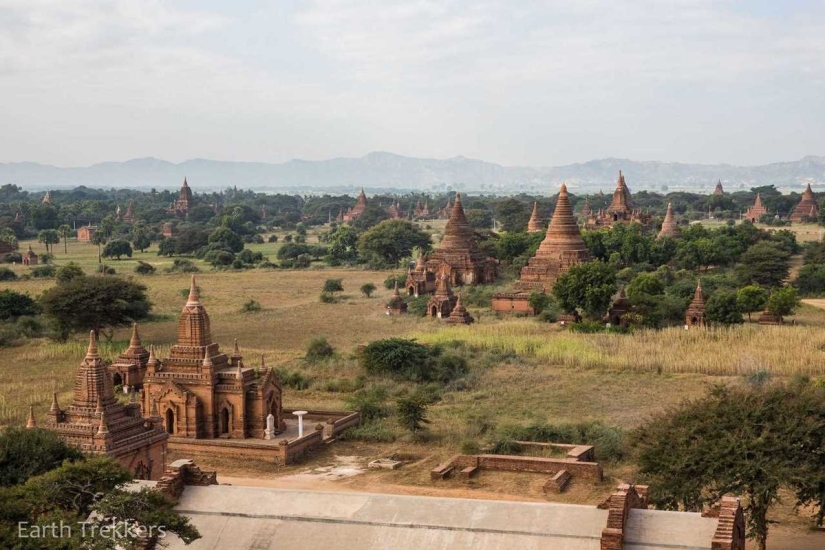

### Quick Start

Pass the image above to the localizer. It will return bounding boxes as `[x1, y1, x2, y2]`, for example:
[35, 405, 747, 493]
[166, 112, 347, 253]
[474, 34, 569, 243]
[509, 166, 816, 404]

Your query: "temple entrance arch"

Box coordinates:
[165, 408, 175, 434]
[220, 408, 230, 435]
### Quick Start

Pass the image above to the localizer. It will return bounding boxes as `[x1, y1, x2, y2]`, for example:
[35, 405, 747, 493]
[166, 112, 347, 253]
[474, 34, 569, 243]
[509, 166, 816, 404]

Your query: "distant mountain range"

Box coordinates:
[2, 152, 824, 194]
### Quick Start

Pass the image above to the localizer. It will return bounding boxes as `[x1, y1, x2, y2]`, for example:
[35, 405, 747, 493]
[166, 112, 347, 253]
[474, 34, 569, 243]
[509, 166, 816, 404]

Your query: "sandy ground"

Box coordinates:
[802, 299, 825, 310]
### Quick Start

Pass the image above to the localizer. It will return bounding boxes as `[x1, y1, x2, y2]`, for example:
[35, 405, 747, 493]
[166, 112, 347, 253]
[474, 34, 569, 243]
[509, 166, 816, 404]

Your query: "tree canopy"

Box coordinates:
[357, 220, 432, 267]
[552, 261, 618, 320]
[39, 276, 151, 340]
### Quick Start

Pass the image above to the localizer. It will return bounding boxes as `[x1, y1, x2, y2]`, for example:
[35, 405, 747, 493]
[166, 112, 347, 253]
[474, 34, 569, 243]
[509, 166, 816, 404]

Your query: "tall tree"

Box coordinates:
[37, 229, 60, 254]
[39, 276, 151, 340]
[552, 261, 617, 320]
[735, 242, 791, 288]
[57, 224, 72, 254]
[357, 220, 432, 267]
[633, 383, 825, 550]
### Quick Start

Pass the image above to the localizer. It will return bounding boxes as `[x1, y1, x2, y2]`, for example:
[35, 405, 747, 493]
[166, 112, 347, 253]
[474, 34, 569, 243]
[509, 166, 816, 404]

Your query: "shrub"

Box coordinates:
[337, 420, 396, 443]
[241, 299, 261, 313]
[360, 338, 466, 383]
[360, 282, 377, 298]
[56, 262, 85, 284]
[0, 267, 18, 281]
[274, 369, 312, 390]
[319, 292, 336, 304]
[0, 290, 38, 320]
[133, 261, 156, 275]
[166, 259, 199, 273]
[267, 235, 278, 243]
[384, 274, 407, 289]
[405, 295, 429, 316]
[396, 392, 430, 433]
[0, 252, 22, 264]
[305, 337, 334, 362]
[460, 440, 481, 455]
[345, 385, 390, 422]
[323, 278, 344, 293]
[31, 265, 56, 278]
[97, 265, 116, 275]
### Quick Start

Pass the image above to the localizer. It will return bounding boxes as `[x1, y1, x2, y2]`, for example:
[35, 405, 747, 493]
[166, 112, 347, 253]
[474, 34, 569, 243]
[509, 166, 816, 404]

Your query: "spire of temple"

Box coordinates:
[392, 279, 401, 297]
[657, 203, 680, 240]
[129, 323, 142, 349]
[147, 345, 159, 371]
[527, 202, 544, 233]
[187, 276, 200, 306]
[50, 392, 60, 414]
[692, 280, 704, 306]
[233, 338, 241, 358]
[97, 408, 109, 435]
[446, 293, 474, 324]
[26, 406, 36, 428]
[714, 179, 724, 195]
[202, 353, 213, 369]
[177, 275, 211, 347]
[439, 193, 476, 251]
[534, 183, 590, 260]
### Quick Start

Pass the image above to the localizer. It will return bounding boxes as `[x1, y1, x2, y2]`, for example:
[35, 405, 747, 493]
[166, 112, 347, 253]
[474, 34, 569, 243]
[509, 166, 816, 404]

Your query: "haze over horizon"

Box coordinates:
[2, 1, 824, 168]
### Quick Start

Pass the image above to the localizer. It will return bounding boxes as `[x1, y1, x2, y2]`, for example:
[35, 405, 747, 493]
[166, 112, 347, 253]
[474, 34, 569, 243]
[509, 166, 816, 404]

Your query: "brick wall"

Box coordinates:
[711, 496, 746, 550]
[450, 454, 603, 480]
[599, 484, 647, 550]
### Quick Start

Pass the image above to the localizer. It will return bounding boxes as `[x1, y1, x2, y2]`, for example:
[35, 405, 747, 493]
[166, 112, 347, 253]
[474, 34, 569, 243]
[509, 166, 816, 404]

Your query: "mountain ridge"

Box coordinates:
[2, 152, 824, 193]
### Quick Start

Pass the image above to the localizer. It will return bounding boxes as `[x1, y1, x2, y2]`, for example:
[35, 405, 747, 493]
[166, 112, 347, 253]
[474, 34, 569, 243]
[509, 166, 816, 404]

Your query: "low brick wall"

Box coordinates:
[282, 408, 361, 439]
[451, 453, 603, 481]
[491, 294, 534, 314]
[512, 441, 596, 462]
[169, 437, 288, 464]
[284, 428, 324, 463]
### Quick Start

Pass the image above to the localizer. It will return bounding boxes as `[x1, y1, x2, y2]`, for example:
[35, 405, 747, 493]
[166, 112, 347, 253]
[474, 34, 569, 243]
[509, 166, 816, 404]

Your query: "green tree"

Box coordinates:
[736, 285, 768, 321]
[794, 263, 825, 296]
[705, 290, 743, 325]
[735, 242, 791, 288]
[208, 227, 244, 253]
[37, 229, 60, 254]
[396, 393, 430, 434]
[0, 290, 38, 320]
[323, 278, 344, 293]
[626, 273, 665, 301]
[0, 227, 18, 249]
[765, 286, 800, 319]
[39, 276, 151, 340]
[633, 383, 825, 549]
[360, 282, 377, 298]
[55, 262, 86, 285]
[357, 220, 432, 267]
[552, 261, 617, 320]
[57, 224, 72, 254]
[0, 427, 82, 486]
[132, 225, 152, 252]
[496, 199, 530, 232]
[325, 225, 360, 265]
[90, 230, 108, 263]
[528, 291, 551, 314]
[102, 239, 133, 260]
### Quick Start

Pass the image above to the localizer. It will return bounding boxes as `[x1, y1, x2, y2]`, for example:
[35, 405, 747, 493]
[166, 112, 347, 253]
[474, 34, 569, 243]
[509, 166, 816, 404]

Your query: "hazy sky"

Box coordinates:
[1, 0, 823, 167]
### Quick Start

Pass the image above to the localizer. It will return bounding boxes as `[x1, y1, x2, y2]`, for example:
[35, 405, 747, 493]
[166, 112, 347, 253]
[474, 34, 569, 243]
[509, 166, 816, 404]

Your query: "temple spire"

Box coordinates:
[86, 330, 99, 359]
[527, 201, 544, 233]
[129, 323, 141, 348]
[26, 406, 36, 428]
[50, 391, 60, 413]
[187, 276, 200, 306]
[657, 203, 680, 240]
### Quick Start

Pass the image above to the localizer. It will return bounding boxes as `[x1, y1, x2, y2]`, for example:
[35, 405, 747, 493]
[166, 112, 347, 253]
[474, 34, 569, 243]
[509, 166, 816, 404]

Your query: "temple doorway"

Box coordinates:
[220, 408, 230, 435]
[165, 409, 175, 434]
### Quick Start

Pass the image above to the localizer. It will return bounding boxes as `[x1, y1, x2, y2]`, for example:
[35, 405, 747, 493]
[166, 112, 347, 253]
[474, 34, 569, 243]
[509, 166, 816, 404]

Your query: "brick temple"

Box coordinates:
[142, 277, 285, 439]
[685, 280, 706, 327]
[405, 193, 496, 294]
[168, 178, 194, 217]
[526, 201, 544, 233]
[492, 183, 591, 314]
[745, 193, 768, 222]
[790, 183, 818, 223]
[45, 331, 169, 480]
[339, 188, 368, 222]
[108, 323, 149, 391]
[584, 171, 650, 227]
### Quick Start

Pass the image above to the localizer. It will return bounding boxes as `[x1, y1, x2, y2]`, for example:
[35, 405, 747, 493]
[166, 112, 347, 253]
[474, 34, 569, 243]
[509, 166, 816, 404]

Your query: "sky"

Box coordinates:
[0, 0, 823, 167]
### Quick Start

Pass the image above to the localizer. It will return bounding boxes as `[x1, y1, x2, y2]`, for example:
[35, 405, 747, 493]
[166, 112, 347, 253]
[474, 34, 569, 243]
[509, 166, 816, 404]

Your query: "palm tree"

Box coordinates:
[57, 224, 72, 254]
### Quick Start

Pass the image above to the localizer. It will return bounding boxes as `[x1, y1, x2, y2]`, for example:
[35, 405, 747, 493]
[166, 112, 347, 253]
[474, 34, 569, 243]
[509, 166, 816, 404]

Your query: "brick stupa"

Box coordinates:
[585, 171, 650, 227]
[790, 184, 818, 223]
[713, 180, 724, 195]
[46, 331, 169, 479]
[685, 280, 706, 327]
[745, 193, 768, 222]
[492, 183, 591, 313]
[446, 294, 474, 325]
[657, 203, 680, 239]
[527, 202, 544, 233]
[142, 276, 285, 440]
[169, 178, 194, 217]
[423, 193, 497, 286]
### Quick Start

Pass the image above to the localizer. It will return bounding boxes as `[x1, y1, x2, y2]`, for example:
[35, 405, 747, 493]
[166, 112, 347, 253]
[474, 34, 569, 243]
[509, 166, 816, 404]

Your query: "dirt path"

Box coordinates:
[802, 299, 825, 310]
